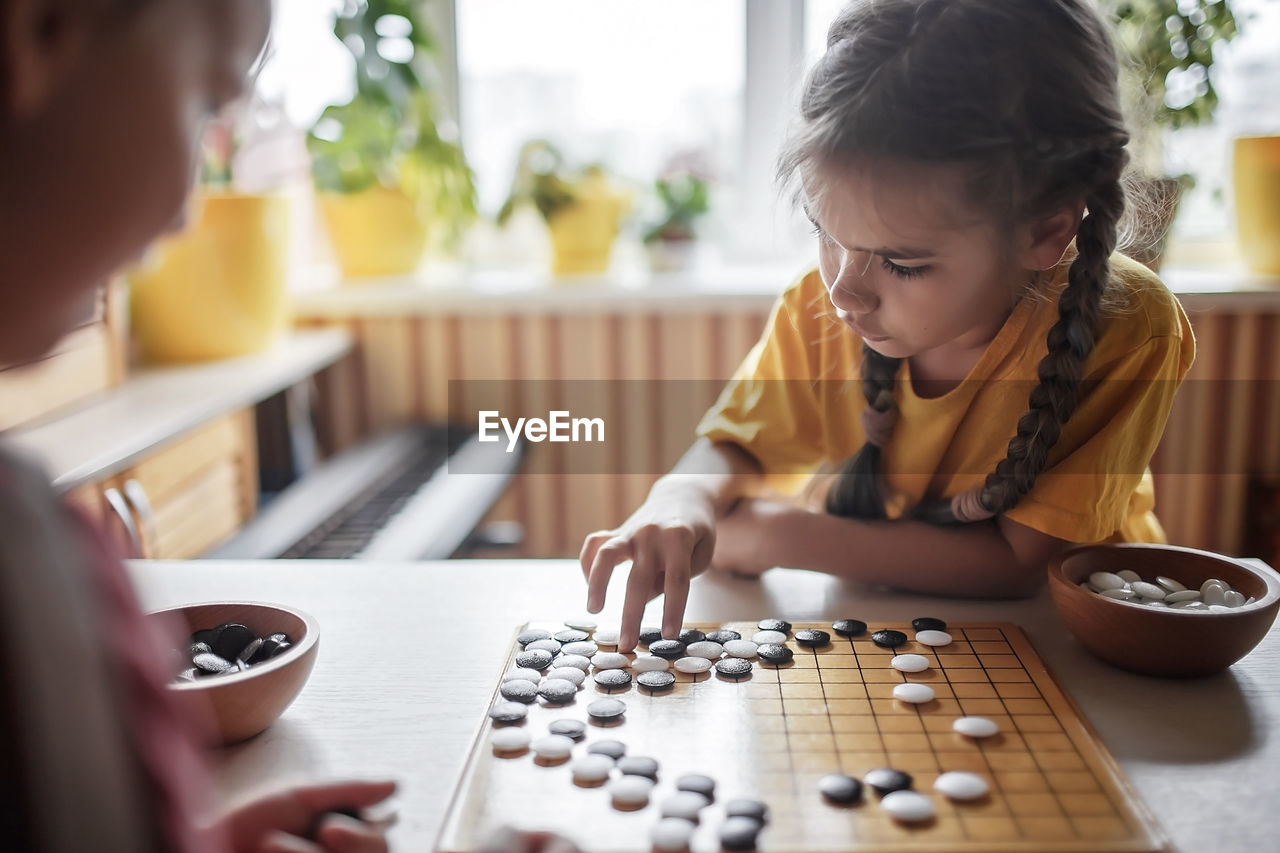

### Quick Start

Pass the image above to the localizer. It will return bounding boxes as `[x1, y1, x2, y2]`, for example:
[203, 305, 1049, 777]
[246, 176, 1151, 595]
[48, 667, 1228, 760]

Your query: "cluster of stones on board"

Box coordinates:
[488, 617, 1004, 848]
[1082, 569, 1255, 612]
[173, 622, 293, 682]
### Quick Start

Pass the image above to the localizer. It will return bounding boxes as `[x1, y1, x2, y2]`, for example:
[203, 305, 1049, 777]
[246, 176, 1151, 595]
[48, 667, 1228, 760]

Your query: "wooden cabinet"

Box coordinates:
[74, 411, 258, 559]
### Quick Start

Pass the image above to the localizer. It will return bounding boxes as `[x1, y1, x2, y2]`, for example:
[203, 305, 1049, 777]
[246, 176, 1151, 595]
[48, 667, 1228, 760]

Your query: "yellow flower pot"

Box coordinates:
[546, 174, 629, 277]
[1233, 135, 1280, 277]
[130, 192, 291, 363]
[318, 185, 429, 279]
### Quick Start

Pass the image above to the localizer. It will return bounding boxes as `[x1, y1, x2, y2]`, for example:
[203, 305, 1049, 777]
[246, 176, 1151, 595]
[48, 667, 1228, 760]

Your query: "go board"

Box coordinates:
[436, 622, 1169, 853]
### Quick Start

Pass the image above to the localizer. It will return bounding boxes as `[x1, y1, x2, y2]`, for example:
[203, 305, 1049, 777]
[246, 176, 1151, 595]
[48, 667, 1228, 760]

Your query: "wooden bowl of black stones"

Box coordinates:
[151, 601, 319, 745]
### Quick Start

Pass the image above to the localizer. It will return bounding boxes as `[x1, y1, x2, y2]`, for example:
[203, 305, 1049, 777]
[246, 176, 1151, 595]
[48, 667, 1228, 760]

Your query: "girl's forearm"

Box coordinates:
[776, 510, 1043, 599]
[649, 439, 764, 515]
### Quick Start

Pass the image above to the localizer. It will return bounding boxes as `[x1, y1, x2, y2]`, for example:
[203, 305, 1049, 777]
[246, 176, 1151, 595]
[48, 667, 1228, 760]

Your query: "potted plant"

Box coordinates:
[642, 155, 712, 272]
[129, 106, 292, 362]
[308, 0, 476, 279]
[1106, 0, 1241, 269]
[496, 140, 629, 277]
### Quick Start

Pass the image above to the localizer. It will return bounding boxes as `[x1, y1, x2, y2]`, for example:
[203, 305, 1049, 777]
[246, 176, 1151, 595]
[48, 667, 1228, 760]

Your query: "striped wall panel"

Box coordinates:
[302, 307, 1280, 560]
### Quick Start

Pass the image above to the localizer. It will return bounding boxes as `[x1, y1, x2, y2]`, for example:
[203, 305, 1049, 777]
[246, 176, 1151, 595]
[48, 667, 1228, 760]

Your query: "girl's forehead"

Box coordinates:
[803, 158, 989, 237]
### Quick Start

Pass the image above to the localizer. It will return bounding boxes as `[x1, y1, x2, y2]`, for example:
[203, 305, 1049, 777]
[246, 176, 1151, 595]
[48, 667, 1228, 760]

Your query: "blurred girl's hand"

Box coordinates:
[223, 780, 397, 853]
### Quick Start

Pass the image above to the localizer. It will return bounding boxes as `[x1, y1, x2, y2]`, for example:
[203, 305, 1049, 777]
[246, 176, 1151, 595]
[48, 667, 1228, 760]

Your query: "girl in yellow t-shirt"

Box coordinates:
[580, 0, 1195, 651]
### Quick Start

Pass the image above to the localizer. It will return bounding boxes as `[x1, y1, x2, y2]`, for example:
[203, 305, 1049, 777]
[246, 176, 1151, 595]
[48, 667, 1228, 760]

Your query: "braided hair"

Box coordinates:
[778, 0, 1131, 524]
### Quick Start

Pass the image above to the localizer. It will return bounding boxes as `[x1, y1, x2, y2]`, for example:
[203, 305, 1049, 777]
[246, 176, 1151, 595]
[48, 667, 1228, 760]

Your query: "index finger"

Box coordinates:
[290, 781, 398, 813]
[660, 544, 692, 640]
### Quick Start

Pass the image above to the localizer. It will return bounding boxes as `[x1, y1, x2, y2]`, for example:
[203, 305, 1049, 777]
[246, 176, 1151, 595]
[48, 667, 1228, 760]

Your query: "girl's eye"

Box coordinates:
[881, 257, 929, 279]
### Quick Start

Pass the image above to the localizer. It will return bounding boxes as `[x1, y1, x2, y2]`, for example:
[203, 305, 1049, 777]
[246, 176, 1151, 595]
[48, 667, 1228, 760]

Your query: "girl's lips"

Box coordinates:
[840, 312, 891, 343]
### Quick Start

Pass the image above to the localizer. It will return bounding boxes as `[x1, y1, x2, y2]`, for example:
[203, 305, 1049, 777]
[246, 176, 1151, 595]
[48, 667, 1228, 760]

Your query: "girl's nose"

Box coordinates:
[829, 256, 879, 313]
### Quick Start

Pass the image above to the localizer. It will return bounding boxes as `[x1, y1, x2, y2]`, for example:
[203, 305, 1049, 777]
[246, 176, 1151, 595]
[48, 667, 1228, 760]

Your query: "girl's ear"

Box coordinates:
[1020, 201, 1086, 271]
[0, 0, 91, 119]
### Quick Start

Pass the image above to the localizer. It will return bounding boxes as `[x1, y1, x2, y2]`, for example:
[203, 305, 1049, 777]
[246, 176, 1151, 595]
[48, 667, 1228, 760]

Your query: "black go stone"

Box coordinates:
[720, 816, 763, 851]
[586, 698, 627, 721]
[515, 649, 554, 670]
[648, 639, 687, 660]
[517, 628, 552, 646]
[617, 756, 659, 780]
[594, 669, 633, 691]
[817, 773, 863, 805]
[676, 628, 706, 645]
[677, 774, 716, 801]
[211, 623, 256, 661]
[714, 658, 753, 679]
[638, 626, 663, 646]
[724, 799, 769, 824]
[549, 719, 586, 740]
[637, 670, 676, 692]
[554, 629, 590, 644]
[756, 644, 794, 665]
[190, 628, 218, 648]
[870, 629, 908, 649]
[757, 618, 792, 635]
[488, 701, 529, 724]
[537, 679, 577, 704]
[864, 768, 913, 795]
[235, 638, 265, 666]
[794, 629, 832, 648]
[705, 630, 742, 644]
[832, 619, 868, 638]
[912, 617, 948, 632]
[500, 680, 538, 703]
[587, 739, 627, 760]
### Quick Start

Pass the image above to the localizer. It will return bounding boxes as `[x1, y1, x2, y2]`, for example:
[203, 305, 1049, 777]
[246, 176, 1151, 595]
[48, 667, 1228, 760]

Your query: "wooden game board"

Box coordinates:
[436, 623, 1169, 853]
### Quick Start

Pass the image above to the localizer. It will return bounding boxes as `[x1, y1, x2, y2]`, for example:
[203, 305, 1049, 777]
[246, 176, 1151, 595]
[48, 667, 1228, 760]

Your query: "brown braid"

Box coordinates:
[825, 344, 901, 519]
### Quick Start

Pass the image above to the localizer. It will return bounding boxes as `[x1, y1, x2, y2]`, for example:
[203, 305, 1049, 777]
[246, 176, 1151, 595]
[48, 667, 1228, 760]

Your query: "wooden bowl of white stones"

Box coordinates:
[151, 601, 320, 745]
[1048, 543, 1280, 677]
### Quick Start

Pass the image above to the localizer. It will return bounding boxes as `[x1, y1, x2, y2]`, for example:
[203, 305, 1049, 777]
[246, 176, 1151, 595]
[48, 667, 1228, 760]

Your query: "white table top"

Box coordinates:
[128, 559, 1280, 851]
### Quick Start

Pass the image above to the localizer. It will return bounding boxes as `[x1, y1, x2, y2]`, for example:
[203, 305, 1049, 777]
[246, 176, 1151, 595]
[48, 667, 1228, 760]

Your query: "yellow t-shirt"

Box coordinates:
[696, 252, 1195, 544]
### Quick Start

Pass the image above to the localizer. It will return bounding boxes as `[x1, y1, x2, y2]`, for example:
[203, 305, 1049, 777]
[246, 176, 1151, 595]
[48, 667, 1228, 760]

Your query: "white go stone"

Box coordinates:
[1099, 588, 1135, 600]
[1089, 571, 1127, 590]
[1201, 578, 1225, 594]
[1157, 575, 1187, 592]
[592, 627, 621, 646]
[1224, 590, 1247, 608]
[752, 630, 787, 645]
[1165, 590, 1200, 603]
[686, 641, 725, 660]
[1202, 583, 1228, 606]
[880, 790, 935, 822]
[561, 641, 599, 657]
[555, 654, 593, 672]
[591, 652, 629, 670]
[651, 817, 696, 852]
[660, 791, 711, 821]
[892, 683, 935, 704]
[531, 734, 575, 760]
[608, 775, 655, 807]
[570, 754, 615, 784]
[1130, 581, 1167, 600]
[630, 655, 670, 673]
[1116, 569, 1142, 583]
[1171, 600, 1208, 610]
[934, 771, 989, 801]
[565, 617, 598, 631]
[525, 639, 562, 655]
[674, 657, 713, 674]
[546, 666, 586, 686]
[502, 668, 543, 684]
[491, 728, 531, 753]
[891, 654, 930, 673]
[723, 640, 759, 658]
[914, 630, 953, 647]
[953, 716, 1000, 738]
